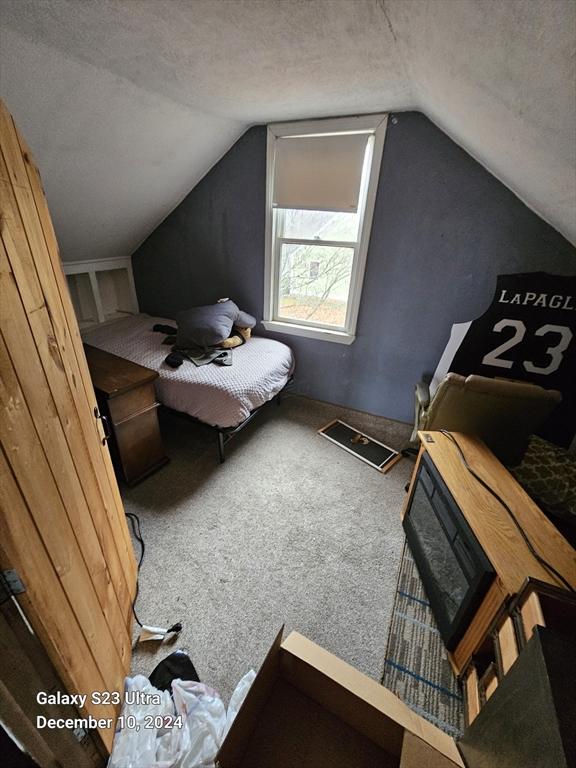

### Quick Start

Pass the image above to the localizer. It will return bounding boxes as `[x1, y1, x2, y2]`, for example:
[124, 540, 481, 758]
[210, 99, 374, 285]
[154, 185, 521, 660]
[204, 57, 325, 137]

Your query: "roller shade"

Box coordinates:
[273, 132, 370, 213]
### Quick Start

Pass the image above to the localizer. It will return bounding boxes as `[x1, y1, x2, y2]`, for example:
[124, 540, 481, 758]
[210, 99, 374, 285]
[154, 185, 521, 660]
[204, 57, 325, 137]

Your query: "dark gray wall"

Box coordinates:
[132, 112, 576, 423]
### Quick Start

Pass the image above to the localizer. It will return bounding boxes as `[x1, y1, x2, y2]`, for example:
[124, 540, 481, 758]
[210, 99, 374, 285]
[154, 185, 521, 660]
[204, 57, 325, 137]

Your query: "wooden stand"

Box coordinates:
[459, 622, 576, 768]
[462, 579, 576, 727]
[84, 345, 168, 485]
[403, 431, 576, 675]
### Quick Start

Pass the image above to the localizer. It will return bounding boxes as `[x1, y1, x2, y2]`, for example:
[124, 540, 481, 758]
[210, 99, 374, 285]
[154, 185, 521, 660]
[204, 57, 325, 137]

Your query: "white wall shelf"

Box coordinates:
[63, 257, 139, 333]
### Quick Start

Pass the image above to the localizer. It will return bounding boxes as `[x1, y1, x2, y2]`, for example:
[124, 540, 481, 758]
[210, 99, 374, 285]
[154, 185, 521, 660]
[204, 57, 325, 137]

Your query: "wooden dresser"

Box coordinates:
[84, 344, 168, 485]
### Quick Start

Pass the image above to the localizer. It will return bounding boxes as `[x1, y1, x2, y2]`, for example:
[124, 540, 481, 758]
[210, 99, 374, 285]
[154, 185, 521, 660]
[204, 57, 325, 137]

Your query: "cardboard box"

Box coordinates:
[216, 629, 464, 768]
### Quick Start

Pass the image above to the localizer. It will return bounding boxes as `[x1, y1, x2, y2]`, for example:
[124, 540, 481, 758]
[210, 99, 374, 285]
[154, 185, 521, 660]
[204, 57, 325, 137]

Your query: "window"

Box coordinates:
[309, 261, 320, 280]
[263, 114, 388, 344]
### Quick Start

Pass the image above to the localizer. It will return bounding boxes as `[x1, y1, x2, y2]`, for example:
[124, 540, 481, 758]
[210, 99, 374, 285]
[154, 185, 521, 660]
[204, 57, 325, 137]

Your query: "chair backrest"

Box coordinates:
[426, 373, 562, 465]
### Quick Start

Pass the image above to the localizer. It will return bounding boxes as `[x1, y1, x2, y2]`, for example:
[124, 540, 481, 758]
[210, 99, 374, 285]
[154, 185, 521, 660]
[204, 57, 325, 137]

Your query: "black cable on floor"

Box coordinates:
[125, 512, 145, 627]
[439, 429, 575, 594]
[125, 511, 182, 634]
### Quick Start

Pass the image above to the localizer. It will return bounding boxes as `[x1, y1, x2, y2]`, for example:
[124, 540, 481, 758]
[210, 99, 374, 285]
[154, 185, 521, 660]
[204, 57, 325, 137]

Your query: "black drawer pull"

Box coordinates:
[94, 407, 112, 444]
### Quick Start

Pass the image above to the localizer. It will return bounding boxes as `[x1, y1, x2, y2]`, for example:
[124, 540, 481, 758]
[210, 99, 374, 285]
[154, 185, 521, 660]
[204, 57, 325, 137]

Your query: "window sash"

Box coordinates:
[272, 234, 359, 331]
[277, 237, 358, 249]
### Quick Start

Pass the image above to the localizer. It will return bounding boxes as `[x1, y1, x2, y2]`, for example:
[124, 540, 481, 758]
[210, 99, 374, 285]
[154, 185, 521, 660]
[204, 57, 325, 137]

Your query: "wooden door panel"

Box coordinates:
[0, 453, 118, 751]
[0, 115, 136, 593]
[0, 245, 131, 666]
[15, 118, 136, 568]
[0, 100, 136, 753]
[0, 106, 136, 583]
[0, 337, 126, 697]
[0, 593, 106, 768]
[0, 175, 132, 624]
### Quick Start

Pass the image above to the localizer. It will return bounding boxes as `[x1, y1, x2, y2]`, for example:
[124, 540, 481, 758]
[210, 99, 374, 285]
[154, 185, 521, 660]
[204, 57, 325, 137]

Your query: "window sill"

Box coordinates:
[261, 320, 355, 345]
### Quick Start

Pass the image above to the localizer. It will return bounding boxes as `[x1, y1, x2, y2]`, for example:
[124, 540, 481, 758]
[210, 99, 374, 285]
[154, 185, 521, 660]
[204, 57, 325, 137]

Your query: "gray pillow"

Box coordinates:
[176, 300, 255, 349]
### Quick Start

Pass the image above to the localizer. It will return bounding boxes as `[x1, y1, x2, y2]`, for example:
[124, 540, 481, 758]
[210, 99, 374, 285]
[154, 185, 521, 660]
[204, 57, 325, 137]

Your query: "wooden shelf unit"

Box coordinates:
[462, 580, 576, 727]
[64, 257, 139, 332]
[403, 431, 576, 676]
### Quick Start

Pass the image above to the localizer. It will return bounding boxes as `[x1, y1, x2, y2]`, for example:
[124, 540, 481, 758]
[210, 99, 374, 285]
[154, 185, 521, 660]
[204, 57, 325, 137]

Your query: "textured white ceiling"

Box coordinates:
[1, 0, 574, 261]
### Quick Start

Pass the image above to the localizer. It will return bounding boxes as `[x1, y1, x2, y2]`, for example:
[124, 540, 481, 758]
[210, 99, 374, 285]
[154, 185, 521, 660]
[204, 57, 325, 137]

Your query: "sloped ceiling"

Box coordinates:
[1, 0, 574, 262]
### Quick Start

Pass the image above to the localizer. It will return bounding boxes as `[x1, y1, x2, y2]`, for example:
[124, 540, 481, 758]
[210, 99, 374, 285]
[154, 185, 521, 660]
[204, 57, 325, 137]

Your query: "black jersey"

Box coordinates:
[448, 272, 575, 448]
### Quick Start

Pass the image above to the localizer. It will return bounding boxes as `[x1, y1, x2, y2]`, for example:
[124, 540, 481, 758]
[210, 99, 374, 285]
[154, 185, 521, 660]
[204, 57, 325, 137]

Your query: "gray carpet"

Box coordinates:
[381, 542, 464, 737]
[122, 395, 412, 703]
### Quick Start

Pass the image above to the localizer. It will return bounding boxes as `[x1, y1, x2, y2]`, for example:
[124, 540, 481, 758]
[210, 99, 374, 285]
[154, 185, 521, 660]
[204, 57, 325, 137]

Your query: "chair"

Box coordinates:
[411, 373, 562, 466]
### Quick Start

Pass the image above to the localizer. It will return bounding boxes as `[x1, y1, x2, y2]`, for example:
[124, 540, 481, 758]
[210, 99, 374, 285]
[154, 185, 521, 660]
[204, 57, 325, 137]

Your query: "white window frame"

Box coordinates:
[263, 114, 388, 345]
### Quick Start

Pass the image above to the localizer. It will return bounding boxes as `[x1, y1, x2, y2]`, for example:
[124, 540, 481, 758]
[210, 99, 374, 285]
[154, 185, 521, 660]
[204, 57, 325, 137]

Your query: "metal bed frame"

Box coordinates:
[165, 375, 294, 463]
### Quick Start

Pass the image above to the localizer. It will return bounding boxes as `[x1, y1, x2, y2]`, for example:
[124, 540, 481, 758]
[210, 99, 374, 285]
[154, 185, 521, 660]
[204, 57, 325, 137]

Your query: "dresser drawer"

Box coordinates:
[108, 381, 157, 424]
[114, 404, 166, 485]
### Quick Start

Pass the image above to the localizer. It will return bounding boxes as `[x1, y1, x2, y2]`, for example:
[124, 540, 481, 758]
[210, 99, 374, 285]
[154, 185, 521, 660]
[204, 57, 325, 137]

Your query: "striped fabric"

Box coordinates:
[381, 542, 464, 737]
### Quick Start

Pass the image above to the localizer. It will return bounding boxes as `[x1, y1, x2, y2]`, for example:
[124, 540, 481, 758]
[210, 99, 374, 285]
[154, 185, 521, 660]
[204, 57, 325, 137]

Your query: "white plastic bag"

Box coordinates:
[108, 670, 256, 768]
[171, 681, 226, 767]
[108, 675, 176, 768]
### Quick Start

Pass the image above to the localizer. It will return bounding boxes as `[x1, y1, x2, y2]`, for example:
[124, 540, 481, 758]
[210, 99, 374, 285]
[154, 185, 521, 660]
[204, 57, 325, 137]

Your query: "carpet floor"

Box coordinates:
[381, 542, 465, 737]
[122, 395, 412, 703]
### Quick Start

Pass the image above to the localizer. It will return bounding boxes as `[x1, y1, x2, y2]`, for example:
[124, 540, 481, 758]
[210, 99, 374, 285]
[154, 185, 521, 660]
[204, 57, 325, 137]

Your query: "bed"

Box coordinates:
[83, 313, 294, 460]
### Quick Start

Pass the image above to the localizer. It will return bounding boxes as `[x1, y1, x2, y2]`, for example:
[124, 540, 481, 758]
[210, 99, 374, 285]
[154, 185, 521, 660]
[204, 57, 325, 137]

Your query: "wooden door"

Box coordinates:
[0, 100, 136, 754]
[1, 591, 106, 767]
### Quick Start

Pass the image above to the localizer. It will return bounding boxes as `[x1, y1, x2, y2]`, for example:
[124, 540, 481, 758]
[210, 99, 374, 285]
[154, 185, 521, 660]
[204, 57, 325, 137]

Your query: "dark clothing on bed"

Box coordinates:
[153, 323, 178, 335]
[179, 348, 233, 366]
[164, 348, 233, 368]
